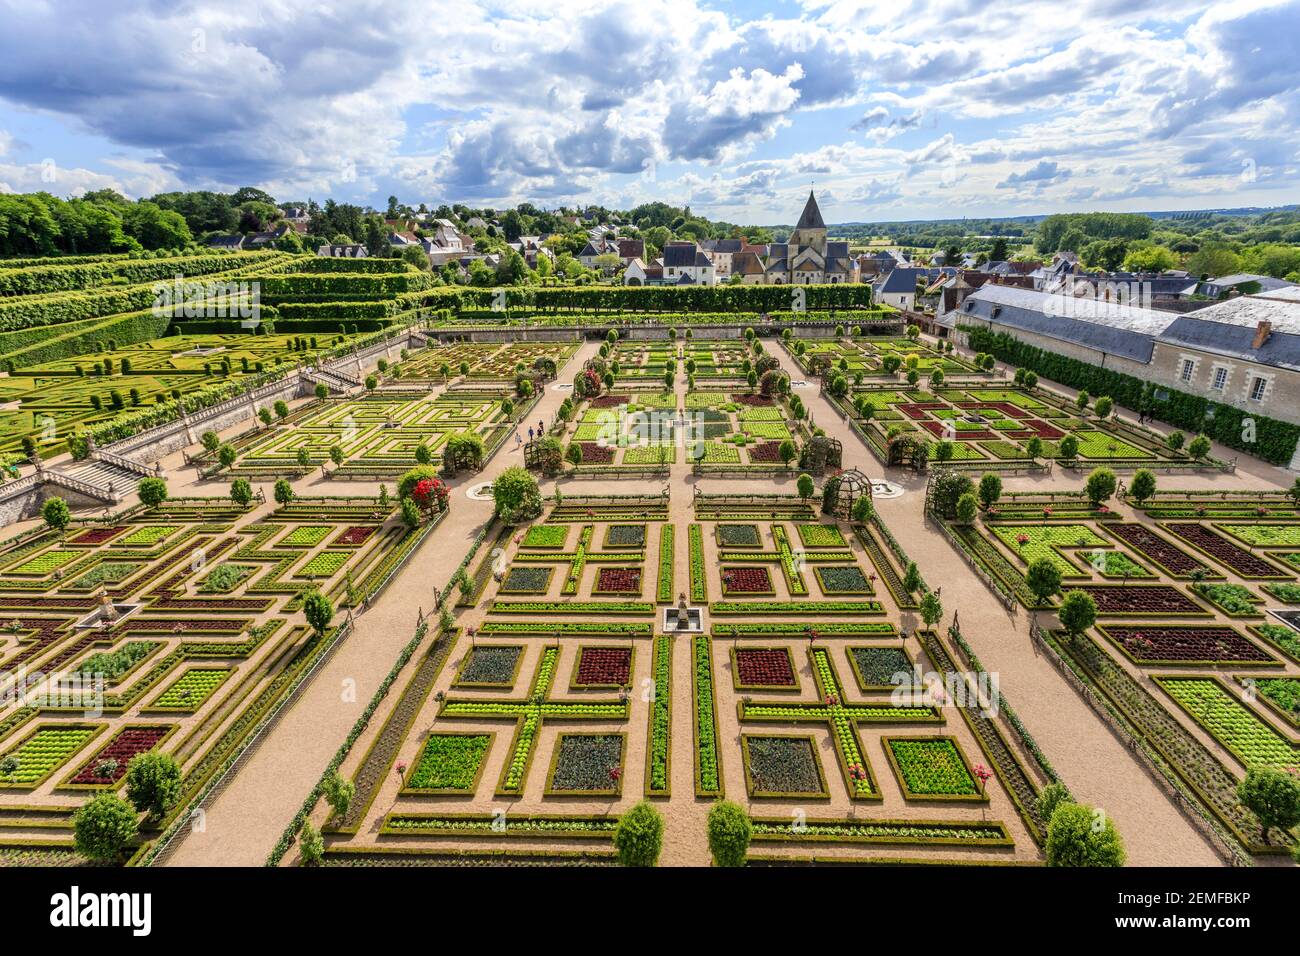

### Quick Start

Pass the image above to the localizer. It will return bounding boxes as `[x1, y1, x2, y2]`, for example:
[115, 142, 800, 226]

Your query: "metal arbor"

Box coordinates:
[821, 466, 871, 518]
[887, 433, 928, 472]
[799, 434, 843, 476]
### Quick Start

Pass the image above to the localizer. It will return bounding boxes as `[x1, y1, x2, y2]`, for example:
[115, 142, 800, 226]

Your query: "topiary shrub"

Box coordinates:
[613, 800, 664, 867]
[707, 799, 752, 867]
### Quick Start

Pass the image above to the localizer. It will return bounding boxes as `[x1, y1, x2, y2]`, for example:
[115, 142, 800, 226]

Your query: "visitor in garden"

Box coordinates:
[528, 427, 534, 442]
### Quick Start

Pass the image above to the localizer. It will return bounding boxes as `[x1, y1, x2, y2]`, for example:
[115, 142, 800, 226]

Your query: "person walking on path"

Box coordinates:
[528, 426, 535, 442]
[537, 420, 545, 437]
[514, 429, 522, 449]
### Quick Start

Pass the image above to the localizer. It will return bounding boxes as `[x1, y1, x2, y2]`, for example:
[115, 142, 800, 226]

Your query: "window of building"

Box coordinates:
[1212, 367, 1228, 390]
[1179, 359, 1195, 382]
[1250, 377, 1268, 402]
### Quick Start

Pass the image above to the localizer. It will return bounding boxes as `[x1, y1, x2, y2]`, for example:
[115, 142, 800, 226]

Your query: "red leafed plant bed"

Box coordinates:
[70, 727, 169, 785]
[735, 648, 796, 686]
[335, 526, 376, 546]
[1077, 585, 1206, 615]
[898, 402, 949, 420]
[748, 441, 784, 463]
[955, 401, 1033, 420]
[1106, 523, 1208, 576]
[68, 527, 128, 546]
[722, 566, 774, 593]
[920, 420, 995, 440]
[595, 567, 642, 593]
[575, 647, 632, 685]
[1003, 420, 1065, 440]
[579, 442, 615, 464]
[1163, 523, 1286, 578]
[732, 394, 774, 406]
[1104, 626, 1274, 664]
[589, 394, 632, 408]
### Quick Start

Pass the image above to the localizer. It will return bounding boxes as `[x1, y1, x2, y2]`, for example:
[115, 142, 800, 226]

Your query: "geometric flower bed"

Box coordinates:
[796, 524, 847, 548]
[405, 733, 493, 793]
[1103, 625, 1276, 665]
[1191, 583, 1262, 616]
[593, 567, 642, 594]
[743, 735, 827, 797]
[991, 524, 1107, 575]
[456, 646, 523, 686]
[573, 647, 632, 687]
[547, 734, 624, 794]
[815, 565, 873, 595]
[282, 526, 333, 547]
[1075, 585, 1207, 616]
[1163, 524, 1287, 578]
[296, 551, 351, 578]
[604, 524, 646, 549]
[1250, 677, 1300, 728]
[334, 526, 377, 546]
[721, 566, 775, 595]
[500, 566, 553, 594]
[522, 525, 569, 549]
[1103, 523, 1212, 577]
[884, 736, 982, 799]
[716, 524, 762, 548]
[147, 668, 231, 712]
[733, 648, 797, 688]
[848, 646, 913, 689]
[0, 725, 102, 787]
[68, 726, 171, 786]
[1156, 677, 1298, 769]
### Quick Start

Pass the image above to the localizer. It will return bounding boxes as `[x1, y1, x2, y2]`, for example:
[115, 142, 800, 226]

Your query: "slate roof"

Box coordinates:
[958, 284, 1174, 363]
[880, 268, 923, 295]
[732, 251, 765, 276]
[1158, 315, 1300, 372]
[1182, 292, 1300, 335]
[794, 191, 826, 231]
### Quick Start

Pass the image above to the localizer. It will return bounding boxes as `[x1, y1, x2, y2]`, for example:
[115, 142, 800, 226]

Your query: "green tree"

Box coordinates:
[274, 400, 289, 420]
[1045, 803, 1125, 866]
[851, 495, 874, 523]
[42, 496, 70, 534]
[1057, 435, 1079, 460]
[707, 800, 752, 867]
[1026, 557, 1062, 606]
[955, 492, 979, 524]
[778, 439, 797, 467]
[1084, 467, 1117, 506]
[302, 589, 334, 635]
[230, 477, 253, 507]
[137, 477, 168, 508]
[1036, 782, 1073, 824]
[414, 443, 432, 465]
[1057, 589, 1097, 639]
[565, 443, 583, 467]
[493, 466, 541, 520]
[218, 444, 237, 470]
[201, 429, 221, 453]
[322, 770, 356, 821]
[259, 407, 273, 427]
[1025, 436, 1044, 460]
[1075, 390, 1090, 414]
[613, 801, 664, 867]
[977, 473, 1002, 510]
[315, 382, 329, 400]
[1129, 469, 1157, 504]
[124, 751, 182, 820]
[1094, 396, 1114, 421]
[919, 590, 943, 629]
[1188, 434, 1212, 460]
[903, 561, 922, 594]
[74, 793, 139, 864]
[1236, 767, 1300, 843]
[796, 473, 815, 501]
[400, 498, 420, 529]
[273, 478, 294, 506]
[298, 821, 324, 866]
[1166, 430, 1185, 452]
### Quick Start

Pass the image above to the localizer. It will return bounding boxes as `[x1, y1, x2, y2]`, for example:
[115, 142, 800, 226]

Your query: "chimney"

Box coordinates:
[1252, 320, 1272, 350]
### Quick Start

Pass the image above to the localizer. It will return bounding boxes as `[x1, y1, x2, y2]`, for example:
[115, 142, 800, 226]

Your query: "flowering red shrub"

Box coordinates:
[413, 477, 449, 512]
[575, 647, 632, 685]
[595, 567, 642, 593]
[735, 648, 795, 686]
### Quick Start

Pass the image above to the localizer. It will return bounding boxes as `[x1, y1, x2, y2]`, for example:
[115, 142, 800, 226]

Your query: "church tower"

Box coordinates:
[789, 190, 827, 256]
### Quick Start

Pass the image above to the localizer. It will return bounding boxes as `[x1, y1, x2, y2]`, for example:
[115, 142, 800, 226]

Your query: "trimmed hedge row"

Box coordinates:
[963, 325, 1300, 465]
[250, 272, 434, 296]
[1, 308, 171, 369]
[453, 283, 875, 314]
[0, 251, 284, 297]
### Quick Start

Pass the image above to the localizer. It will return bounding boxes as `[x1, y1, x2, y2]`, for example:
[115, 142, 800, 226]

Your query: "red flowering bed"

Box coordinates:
[589, 394, 632, 408]
[735, 648, 796, 686]
[1077, 585, 1205, 615]
[1106, 523, 1207, 576]
[575, 647, 632, 685]
[70, 727, 169, 785]
[898, 402, 949, 420]
[335, 526, 376, 546]
[68, 527, 128, 546]
[920, 420, 995, 440]
[722, 566, 774, 593]
[595, 567, 642, 593]
[748, 441, 784, 463]
[1164, 523, 1285, 577]
[579, 442, 615, 464]
[955, 401, 1033, 420]
[1003, 420, 1065, 440]
[1105, 626, 1274, 663]
[732, 394, 774, 406]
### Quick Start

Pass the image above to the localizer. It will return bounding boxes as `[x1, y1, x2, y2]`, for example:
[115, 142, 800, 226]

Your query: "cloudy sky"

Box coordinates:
[0, 0, 1296, 224]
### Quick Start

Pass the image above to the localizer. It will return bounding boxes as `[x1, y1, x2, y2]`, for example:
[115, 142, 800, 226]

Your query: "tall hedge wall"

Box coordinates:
[451, 283, 874, 314]
[962, 325, 1300, 465]
[0, 251, 287, 297]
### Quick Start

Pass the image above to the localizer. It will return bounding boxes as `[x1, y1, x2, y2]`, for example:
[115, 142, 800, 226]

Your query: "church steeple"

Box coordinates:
[795, 190, 825, 231]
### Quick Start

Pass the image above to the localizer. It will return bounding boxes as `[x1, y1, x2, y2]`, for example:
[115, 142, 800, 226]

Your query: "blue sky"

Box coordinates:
[0, 0, 1297, 225]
